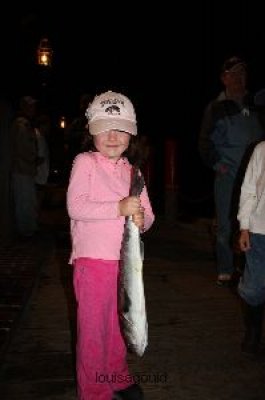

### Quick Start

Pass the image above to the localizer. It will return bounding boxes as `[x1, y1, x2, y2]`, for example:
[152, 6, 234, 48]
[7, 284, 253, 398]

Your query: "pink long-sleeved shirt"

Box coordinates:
[67, 151, 155, 263]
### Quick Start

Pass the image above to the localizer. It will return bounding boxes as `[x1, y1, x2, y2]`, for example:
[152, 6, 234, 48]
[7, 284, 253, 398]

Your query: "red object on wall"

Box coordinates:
[164, 139, 177, 191]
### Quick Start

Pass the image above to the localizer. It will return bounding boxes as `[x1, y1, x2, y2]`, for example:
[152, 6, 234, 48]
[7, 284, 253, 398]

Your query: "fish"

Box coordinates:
[119, 167, 148, 357]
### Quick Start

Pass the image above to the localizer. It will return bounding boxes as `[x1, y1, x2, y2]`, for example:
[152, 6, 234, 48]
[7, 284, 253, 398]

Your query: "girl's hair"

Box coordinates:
[81, 129, 150, 168]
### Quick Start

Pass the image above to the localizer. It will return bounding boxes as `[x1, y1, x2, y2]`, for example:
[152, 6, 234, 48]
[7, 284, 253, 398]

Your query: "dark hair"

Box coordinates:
[221, 56, 246, 73]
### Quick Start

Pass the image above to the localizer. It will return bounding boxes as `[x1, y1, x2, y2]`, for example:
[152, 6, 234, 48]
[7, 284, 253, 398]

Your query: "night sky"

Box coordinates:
[2, 2, 265, 215]
[2, 4, 265, 125]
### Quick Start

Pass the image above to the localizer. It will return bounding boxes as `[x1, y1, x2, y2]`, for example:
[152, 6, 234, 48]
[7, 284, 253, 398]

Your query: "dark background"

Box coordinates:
[2, 2, 265, 216]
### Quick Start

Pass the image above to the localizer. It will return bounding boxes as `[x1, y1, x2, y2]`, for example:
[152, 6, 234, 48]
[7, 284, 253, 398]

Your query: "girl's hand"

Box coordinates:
[239, 229, 250, 252]
[119, 196, 141, 216]
[132, 207, 145, 229]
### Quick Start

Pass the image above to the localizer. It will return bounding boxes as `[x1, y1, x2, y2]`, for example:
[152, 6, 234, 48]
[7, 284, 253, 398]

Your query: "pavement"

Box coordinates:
[0, 197, 265, 399]
[0, 231, 53, 361]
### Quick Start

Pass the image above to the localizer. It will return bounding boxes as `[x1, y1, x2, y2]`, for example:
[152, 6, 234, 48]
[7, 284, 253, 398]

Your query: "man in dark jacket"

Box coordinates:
[199, 56, 265, 286]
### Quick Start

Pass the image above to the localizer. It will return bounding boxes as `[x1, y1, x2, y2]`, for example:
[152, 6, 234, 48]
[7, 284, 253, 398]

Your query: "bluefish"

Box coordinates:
[120, 167, 147, 357]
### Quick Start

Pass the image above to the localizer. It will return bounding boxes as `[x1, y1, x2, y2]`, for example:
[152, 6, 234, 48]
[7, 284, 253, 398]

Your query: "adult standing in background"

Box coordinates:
[64, 93, 92, 173]
[0, 96, 14, 243]
[198, 56, 265, 287]
[11, 96, 39, 238]
[35, 113, 50, 215]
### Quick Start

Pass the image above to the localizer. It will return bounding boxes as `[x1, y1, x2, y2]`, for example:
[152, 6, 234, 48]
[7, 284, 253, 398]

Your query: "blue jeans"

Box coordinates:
[214, 172, 235, 275]
[238, 233, 265, 306]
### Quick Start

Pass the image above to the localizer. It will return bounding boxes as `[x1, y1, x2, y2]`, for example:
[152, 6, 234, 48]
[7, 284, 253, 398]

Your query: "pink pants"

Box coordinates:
[73, 258, 131, 400]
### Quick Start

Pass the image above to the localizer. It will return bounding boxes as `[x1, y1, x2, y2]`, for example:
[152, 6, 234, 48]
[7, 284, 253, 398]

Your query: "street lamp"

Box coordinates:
[36, 37, 53, 110]
[37, 37, 52, 67]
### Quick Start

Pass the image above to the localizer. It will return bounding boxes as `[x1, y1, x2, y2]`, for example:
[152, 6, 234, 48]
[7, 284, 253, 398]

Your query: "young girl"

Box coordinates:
[67, 91, 155, 400]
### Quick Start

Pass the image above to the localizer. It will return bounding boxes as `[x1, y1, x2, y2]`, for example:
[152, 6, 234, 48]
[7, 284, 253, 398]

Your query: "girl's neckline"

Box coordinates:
[92, 151, 127, 165]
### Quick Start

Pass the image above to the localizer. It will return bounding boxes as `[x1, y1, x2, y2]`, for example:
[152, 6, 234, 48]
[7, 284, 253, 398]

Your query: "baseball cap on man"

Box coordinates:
[221, 56, 247, 73]
[85, 91, 137, 136]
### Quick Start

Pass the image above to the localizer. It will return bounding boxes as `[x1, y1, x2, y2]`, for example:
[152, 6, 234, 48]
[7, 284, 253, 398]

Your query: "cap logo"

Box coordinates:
[105, 105, 121, 115]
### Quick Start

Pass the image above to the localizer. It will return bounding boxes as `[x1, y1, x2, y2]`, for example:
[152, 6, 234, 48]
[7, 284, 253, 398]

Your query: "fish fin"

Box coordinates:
[130, 167, 145, 196]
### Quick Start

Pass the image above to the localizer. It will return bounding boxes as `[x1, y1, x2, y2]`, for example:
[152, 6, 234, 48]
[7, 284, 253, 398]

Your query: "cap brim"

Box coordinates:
[89, 119, 137, 136]
[224, 62, 247, 73]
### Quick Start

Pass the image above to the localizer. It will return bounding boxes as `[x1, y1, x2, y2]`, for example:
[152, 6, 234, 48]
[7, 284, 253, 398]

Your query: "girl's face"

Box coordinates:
[93, 130, 131, 161]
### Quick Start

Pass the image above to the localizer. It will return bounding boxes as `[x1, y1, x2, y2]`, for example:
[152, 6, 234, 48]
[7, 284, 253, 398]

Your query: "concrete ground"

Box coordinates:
[0, 207, 265, 399]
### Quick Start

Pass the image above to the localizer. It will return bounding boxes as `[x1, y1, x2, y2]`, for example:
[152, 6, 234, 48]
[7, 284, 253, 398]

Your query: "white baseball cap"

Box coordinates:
[85, 90, 137, 136]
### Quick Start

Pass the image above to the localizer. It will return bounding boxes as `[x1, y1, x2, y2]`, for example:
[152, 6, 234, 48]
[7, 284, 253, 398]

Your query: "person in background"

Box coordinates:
[64, 93, 92, 173]
[237, 141, 265, 355]
[0, 96, 14, 243]
[11, 96, 40, 238]
[67, 90, 154, 400]
[198, 56, 265, 287]
[35, 113, 50, 217]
